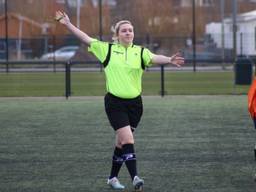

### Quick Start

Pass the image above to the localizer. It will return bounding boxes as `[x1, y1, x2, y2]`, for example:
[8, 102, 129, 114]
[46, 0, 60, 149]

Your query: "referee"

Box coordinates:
[55, 11, 184, 191]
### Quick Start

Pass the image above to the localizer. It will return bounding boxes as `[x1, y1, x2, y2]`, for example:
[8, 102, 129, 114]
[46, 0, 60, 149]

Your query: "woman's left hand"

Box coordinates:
[170, 52, 185, 67]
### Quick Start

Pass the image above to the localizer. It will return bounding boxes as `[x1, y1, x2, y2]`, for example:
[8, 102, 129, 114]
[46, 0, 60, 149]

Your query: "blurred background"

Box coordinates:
[1, 0, 256, 62]
[1, 0, 256, 96]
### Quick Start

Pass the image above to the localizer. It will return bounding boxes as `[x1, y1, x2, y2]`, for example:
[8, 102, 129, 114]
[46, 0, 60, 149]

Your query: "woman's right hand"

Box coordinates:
[55, 11, 70, 25]
[54, 10, 93, 45]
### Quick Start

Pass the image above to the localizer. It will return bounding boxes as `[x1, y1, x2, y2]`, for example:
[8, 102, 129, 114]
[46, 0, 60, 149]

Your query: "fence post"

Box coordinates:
[53, 35, 56, 73]
[65, 61, 71, 99]
[4, 0, 9, 73]
[160, 65, 165, 97]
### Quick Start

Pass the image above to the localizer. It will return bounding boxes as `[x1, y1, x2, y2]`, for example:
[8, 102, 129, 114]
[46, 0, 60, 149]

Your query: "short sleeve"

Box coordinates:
[142, 48, 154, 67]
[88, 39, 109, 63]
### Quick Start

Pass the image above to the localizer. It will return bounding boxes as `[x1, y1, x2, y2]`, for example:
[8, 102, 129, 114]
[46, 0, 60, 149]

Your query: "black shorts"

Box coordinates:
[104, 93, 143, 131]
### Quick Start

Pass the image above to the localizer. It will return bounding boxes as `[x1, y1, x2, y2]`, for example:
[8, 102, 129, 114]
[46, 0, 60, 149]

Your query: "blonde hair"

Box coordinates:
[111, 20, 133, 43]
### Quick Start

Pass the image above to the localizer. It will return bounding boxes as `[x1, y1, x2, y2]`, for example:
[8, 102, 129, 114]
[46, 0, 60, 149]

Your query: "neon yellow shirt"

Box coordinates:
[88, 39, 153, 99]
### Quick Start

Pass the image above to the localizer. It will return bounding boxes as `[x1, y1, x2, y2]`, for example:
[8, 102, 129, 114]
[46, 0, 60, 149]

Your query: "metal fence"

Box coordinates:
[0, 34, 236, 73]
[0, 0, 256, 97]
[2, 0, 256, 66]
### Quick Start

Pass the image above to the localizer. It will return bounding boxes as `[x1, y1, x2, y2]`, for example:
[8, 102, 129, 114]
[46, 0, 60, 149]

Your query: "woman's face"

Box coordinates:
[117, 23, 134, 46]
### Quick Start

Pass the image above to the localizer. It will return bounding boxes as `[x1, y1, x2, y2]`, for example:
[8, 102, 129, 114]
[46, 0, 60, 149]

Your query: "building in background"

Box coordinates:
[0, 13, 54, 60]
[206, 10, 256, 56]
[175, 0, 213, 7]
[1, 0, 256, 60]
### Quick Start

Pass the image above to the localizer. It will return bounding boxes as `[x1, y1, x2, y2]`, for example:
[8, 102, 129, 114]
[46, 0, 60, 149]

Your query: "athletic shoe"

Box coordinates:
[133, 176, 144, 191]
[107, 177, 125, 190]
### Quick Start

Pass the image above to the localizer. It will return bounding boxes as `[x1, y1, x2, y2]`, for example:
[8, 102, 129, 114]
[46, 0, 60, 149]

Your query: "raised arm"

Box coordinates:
[151, 52, 185, 67]
[55, 11, 94, 45]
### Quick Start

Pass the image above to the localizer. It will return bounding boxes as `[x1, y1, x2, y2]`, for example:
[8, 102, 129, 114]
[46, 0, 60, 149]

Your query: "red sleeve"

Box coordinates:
[248, 79, 256, 118]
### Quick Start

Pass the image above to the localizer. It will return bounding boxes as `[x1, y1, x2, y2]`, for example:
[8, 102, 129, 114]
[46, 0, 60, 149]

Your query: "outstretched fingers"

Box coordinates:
[171, 52, 185, 67]
[55, 10, 65, 22]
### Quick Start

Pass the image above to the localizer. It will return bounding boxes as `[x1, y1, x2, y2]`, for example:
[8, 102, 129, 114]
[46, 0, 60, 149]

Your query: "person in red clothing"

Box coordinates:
[248, 78, 256, 183]
[248, 78, 256, 128]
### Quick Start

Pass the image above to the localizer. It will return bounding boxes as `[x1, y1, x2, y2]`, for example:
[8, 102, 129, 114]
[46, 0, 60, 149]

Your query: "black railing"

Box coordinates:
[0, 59, 238, 98]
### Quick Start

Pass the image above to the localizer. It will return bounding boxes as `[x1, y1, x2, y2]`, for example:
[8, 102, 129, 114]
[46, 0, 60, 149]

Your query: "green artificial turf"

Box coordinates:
[0, 71, 250, 97]
[0, 96, 255, 192]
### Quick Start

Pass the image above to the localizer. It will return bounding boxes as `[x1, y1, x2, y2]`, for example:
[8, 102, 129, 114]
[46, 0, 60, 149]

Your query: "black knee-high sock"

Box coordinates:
[122, 144, 137, 180]
[109, 147, 124, 179]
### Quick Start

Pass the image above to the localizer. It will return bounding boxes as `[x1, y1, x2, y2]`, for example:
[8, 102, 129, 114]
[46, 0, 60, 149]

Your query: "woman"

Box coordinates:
[55, 11, 184, 191]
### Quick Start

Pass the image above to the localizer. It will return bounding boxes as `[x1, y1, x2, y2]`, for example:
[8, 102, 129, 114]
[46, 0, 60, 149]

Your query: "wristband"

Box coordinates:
[55, 16, 64, 22]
